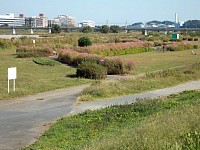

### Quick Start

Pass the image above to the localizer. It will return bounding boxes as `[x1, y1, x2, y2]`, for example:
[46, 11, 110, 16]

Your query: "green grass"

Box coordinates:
[24, 90, 200, 150]
[33, 57, 61, 66]
[121, 49, 200, 75]
[79, 63, 200, 101]
[0, 48, 92, 100]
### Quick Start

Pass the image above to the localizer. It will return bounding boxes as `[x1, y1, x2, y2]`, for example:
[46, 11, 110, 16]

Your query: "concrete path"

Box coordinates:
[0, 85, 89, 150]
[0, 81, 200, 150]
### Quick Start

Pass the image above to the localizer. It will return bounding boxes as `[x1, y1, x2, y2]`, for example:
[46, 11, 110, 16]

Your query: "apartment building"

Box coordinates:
[0, 13, 25, 26]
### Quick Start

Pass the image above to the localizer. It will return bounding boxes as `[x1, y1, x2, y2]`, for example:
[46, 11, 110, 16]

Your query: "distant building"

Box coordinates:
[25, 14, 48, 27]
[80, 20, 95, 28]
[0, 13, 25, 26]
[52, 15, 77, 27]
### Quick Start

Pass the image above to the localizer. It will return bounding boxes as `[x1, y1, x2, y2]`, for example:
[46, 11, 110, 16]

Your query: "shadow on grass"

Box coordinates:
[66, 74, 77, 78]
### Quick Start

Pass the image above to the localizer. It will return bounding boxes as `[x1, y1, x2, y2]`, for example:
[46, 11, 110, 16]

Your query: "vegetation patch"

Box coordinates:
[77, 41, 152, 56]
[58, 49, 134, 75]
[78, 37, 92, 47]
[79, 63, 200, 101]
[33, 58, 61, 66]
[77, 62, 107, 79]
[24, 90, 200, 150]
[16, 45, 53, 58]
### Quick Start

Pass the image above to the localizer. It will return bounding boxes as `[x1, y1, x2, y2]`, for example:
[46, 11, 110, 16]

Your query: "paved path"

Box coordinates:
[0, 81, 200, 150]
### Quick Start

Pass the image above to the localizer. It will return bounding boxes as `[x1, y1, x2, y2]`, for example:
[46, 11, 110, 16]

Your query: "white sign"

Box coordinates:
[8, 67, 17, 93]
[8, 67, 17, 80]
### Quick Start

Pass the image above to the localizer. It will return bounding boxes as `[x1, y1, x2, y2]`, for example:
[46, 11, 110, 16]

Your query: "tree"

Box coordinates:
[78, 37, 92, 47]
[81, 26, 93, 33]
[51, 24, 61, 33]
[181, 20, 200, 28]
[101, 25, 110, 33]
[110, 25, 122, 33]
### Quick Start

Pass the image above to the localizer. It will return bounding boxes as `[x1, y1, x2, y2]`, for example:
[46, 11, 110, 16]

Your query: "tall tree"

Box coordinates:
[110, 25, 122, 33]
[101, 25, 110, 33]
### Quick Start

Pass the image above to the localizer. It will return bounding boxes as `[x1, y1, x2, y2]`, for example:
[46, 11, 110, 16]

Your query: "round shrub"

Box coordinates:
[78, 37, 92, 47]
[77, 62, 107, 79]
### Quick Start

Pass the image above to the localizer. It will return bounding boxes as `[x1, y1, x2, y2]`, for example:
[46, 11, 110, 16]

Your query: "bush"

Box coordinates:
[193, 45, 198, 49]
[77, 62, 107, 79]
[78, 37, 92, 47]
[100, 57, 134, 75]
[81, 26, 93, 33]
[110, 25, 122, 33]
[188, 38, 194, 41]
[51, 24, 61, 34]
[0, 39, 12, 49]
[101, 25, 110, 34]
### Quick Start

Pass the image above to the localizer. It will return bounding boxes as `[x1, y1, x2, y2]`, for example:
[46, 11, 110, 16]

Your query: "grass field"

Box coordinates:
[24, 90, 200, 150]
[0, 48, 92, 100]
[1, 47, 200, 101]
[79, 62, 200, 101]
[121, 49, 200, 75]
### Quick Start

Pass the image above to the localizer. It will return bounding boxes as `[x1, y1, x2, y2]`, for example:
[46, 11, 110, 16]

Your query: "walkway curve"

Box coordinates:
[0, 81, 200, 150]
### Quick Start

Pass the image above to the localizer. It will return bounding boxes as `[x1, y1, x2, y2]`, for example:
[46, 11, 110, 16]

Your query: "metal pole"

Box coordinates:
[8, 79, 9, 93]
[13, 79, 15, 92]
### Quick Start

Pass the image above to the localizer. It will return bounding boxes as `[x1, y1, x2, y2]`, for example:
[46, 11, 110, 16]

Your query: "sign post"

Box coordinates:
[8, 67, 17, 93]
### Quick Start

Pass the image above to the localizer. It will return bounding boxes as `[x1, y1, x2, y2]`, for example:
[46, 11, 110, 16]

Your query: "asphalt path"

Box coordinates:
[0, 81, 200, 150]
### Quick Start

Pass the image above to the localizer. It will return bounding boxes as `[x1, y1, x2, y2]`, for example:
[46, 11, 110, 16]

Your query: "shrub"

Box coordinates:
[110, 25, 122, 33]
[193, 45, 198, 49]
[154, 42, 162, 46]
[101, 25, 110, 34]
[58, 49, 134, 75]
[77, 62, 107, 79]
[81, 26, 93, 33]
[100, 57, 134, 75]
[51, 24, 61, 33]
[78, 37, 92, 47]
[0, 39, 12, 49]
[188, 38, 194, 41]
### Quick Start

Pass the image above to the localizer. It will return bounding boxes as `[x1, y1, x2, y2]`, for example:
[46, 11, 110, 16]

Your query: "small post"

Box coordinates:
[31, 29, 33, 34]
[8, 79, 9, 93]
[13, 79, 15, 92]
[13, 28, 16, 35]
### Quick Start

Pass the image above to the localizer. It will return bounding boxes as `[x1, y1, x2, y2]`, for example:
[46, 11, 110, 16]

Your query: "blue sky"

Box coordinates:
[0, 0, 199, 25]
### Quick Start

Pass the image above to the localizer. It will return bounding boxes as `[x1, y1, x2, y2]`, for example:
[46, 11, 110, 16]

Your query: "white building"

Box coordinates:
[0, 13, 25, 26]
[25, 14, 48, 27]
[81, 20, 95, 28]
[52, 15, 77, 27]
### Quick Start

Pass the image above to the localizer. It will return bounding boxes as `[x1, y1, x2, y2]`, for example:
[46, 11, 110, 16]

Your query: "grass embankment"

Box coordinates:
[24, 90, 200, 150]
[79, 63, 200, 101]
[0, 48, 92, 100]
